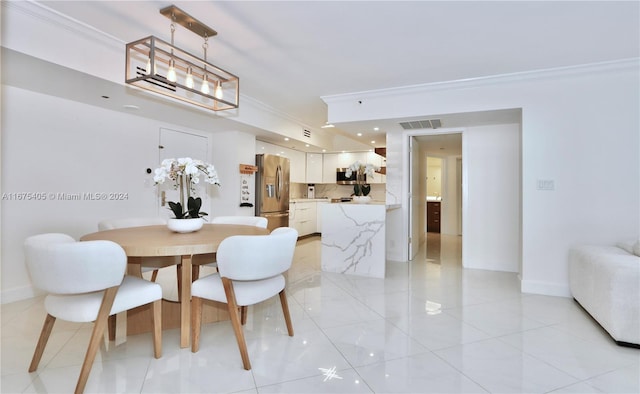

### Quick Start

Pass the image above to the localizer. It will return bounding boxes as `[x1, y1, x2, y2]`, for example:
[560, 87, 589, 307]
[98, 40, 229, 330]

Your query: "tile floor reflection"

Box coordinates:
[2, 233, 638, 393]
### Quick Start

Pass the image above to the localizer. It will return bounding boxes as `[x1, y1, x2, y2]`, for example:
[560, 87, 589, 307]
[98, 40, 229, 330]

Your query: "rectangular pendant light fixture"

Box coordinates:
[125, 5, 239, 111]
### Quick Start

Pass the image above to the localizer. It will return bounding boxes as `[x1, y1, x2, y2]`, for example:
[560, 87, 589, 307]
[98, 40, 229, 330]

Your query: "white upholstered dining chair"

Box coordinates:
[190, 227, 298, 370]
[98, 217, 179, 282]
[191, 215, 268, 280]
[24, 233, 162, 394]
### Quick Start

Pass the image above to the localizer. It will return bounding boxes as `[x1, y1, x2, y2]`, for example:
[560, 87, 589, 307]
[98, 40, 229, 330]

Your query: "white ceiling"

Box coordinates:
[29, 1, 640, 150]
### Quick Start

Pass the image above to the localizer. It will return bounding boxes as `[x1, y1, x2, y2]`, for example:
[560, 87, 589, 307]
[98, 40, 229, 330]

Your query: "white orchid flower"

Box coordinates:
[177, 157, 192, 166]
[161, 158, 175, 170]
[153, 167, 167, 184]
[184, 161, 199, 176]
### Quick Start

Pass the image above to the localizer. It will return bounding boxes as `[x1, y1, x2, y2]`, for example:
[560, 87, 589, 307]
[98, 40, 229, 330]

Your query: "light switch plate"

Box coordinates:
[537, 179, 555, 191]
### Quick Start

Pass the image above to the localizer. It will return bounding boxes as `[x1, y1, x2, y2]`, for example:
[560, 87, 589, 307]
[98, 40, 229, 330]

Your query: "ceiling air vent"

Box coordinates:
[303, 129, 311, 138]
[399, 119, 442, 130]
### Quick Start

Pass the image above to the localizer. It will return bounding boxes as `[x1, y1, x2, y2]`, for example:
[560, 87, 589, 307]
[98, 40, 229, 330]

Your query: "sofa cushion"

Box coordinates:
[617, 240, 636, 254]
[569, 245, 640, 346]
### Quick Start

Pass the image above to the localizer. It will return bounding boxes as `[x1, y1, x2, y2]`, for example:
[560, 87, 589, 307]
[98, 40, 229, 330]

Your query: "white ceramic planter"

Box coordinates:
[167, 218, 204, 233]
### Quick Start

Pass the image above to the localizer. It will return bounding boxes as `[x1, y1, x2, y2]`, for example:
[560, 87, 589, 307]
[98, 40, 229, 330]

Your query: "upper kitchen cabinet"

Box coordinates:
[306, 153, 323, 184]
[322, 152, 367, 183]
[255, 141, 306, 183]
[367, 151, 387, 184]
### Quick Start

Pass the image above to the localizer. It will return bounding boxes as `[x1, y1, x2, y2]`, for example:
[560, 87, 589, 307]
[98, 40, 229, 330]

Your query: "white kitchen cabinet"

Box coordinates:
[322, 154, 339, 183]
[366, 152, 386, 184]
[288, 149, 306, 183]
[256, 141, 306, 183]
[290, 200, 317, 237]
[322, 152, 368, 183]
[306, 153, 323, 184]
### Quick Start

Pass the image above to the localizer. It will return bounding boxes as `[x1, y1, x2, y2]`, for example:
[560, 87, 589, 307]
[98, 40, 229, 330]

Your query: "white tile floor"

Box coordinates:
[2, 234, 639, 393]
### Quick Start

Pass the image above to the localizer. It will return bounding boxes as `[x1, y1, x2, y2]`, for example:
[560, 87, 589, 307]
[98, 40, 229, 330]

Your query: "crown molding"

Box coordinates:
[239, 94, 320, 133]
[322, 58, 640, 104]
[3, 0, 124, 50]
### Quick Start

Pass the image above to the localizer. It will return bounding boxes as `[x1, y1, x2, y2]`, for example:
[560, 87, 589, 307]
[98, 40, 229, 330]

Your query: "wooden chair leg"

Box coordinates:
[222, 278, 251, 370]
[29, 314, 56, 372]
[176, 264, 182, 302]
[150, 269, 159, 282]
[191, 296, 203, 353]
[279, 290, 294, 337]
[107, 315, 116, 341]
[192, 265, 200, 282]
[240, 306, 248, 325]
[152, 299, 162, 359]
[75, 286, 118, 394]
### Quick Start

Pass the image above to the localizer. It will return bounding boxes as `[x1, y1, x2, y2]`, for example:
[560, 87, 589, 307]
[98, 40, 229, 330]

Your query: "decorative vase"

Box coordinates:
[167, 218, 204, 233]
[353, 195, 372, 204]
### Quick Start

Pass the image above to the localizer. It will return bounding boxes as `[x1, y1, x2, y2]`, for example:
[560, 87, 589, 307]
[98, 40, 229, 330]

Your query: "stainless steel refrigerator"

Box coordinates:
[255, 154, 290, 231]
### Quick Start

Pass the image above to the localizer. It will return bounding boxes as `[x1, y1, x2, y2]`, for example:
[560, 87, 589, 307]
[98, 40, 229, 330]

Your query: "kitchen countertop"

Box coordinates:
[290, 198, 400, 210]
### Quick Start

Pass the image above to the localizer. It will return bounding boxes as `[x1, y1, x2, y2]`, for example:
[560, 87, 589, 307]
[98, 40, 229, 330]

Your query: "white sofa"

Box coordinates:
[568, 241, 640, 347]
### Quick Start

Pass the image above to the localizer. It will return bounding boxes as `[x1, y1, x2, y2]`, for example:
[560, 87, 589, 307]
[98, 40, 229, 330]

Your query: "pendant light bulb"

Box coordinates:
[185, 67, 194, 89]
[201, 74, 210, 95]
[167, 59, 177, 82]
[214, 81, 223, 100]
[146, 57, 153, 75]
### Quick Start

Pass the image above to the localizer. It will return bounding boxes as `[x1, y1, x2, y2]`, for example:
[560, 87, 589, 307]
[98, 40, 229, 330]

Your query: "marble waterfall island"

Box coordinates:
[321, 203, 386, 278]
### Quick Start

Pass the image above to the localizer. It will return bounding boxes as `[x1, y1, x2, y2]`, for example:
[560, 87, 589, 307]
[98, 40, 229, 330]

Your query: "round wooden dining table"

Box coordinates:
[81, 223, 269, 348]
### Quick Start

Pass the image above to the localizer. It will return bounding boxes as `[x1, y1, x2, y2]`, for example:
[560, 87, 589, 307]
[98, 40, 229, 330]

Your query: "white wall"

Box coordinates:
[463, 124, 521, 272]
[441, 155, 461, 236]
[426, 157, 442, 197]
[384, 131, 404, 261]
[327, 61, 639, 296]
[211, 131, 258, 217]
[2, 87, 156, 301]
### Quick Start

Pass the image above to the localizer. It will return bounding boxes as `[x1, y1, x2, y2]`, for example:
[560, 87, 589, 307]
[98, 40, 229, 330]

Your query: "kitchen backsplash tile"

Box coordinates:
[290, 183, 385, 200]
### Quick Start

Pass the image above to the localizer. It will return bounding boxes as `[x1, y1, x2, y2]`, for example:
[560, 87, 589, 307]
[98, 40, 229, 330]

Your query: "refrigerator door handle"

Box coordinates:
[276, 164, 282, 201]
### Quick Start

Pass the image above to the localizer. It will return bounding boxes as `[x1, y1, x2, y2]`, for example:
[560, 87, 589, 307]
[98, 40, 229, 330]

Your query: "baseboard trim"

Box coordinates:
[520, 279, 571, 297]
[1, 284, 41, 304]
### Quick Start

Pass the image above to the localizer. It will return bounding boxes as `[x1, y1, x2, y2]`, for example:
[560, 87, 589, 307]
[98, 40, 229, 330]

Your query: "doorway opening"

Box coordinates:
[409, 132, 463, 262]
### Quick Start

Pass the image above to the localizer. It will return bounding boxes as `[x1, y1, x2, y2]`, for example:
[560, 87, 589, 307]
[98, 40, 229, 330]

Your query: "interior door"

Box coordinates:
[408, 136, 420, 260]
[158, 128, 209, 219]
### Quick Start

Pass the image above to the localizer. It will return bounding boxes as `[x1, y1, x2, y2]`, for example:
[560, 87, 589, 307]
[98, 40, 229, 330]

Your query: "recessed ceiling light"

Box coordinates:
[322, 149, 326, 152]
[371, 140, 376, 144]
[357, 133, 362, 137]
[374, 127, 379, 131]
[284, 137, 289, 141]
[305, 144, 310, 147]
[123, 104, 140, 110]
